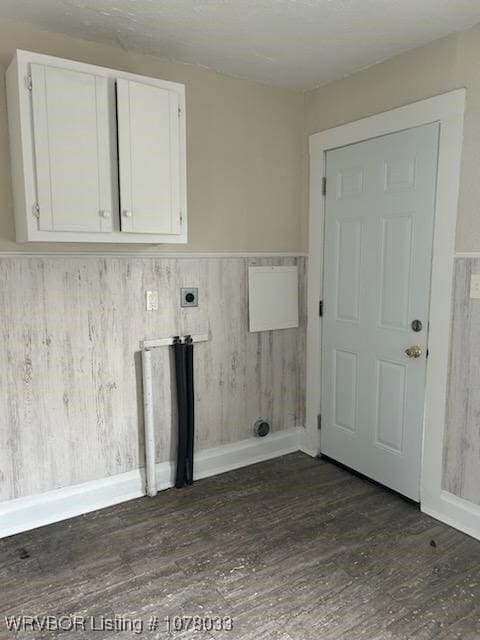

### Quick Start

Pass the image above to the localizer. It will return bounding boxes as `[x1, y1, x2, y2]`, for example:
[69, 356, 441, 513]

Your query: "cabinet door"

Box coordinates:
[116, 78, 181, 235]
[31, 64, 113, 233]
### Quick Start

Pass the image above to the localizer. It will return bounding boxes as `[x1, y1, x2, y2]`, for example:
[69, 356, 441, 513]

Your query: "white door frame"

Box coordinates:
[305, 90, 472, 534]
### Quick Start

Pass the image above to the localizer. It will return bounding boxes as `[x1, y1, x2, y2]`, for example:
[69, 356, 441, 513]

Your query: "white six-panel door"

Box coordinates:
[31, 64, 113, 233]
[321, 123, 439, 500]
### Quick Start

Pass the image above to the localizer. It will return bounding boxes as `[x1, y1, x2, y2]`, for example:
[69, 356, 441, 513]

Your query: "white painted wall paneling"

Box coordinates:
[0, 256, 305, 503]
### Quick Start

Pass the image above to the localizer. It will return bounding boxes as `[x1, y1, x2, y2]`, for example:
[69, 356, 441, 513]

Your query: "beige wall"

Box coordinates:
[0, 20, 306, 253]
[5, 19, 479, 254]
[306, 23, 480, 253]
[3, 19, 480, 252]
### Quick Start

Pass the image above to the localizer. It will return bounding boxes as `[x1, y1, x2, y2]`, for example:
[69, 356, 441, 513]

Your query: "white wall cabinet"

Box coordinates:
[6, 50, 187, 243]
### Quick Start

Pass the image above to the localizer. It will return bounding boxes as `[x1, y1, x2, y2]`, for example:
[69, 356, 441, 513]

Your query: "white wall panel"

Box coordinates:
[0, 256, 305, 502]
[248, 265, 299, 332]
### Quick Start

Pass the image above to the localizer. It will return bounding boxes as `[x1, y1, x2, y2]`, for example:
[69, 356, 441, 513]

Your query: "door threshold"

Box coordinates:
[319, 453, 419, 507]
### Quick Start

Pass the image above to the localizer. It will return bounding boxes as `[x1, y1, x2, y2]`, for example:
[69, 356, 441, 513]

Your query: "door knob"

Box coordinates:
[123, 210, 132, 218]
[405, 345, 422, 359]
[100, 210, 111, 218]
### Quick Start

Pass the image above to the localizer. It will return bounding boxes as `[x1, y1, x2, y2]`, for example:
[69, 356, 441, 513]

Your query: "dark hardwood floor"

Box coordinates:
[1, 452, 480, 639]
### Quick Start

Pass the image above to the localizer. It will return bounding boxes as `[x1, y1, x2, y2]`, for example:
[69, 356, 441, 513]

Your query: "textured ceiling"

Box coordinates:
[0, 0, 479, 90]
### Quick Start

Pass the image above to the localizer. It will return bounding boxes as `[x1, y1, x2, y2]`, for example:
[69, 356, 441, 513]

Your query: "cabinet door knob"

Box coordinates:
[123, 210, 133, 218]
[100, 210, 111, 219]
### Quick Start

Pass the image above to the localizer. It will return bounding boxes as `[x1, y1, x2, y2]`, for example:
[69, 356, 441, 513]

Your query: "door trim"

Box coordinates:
[306, 90, 473, 535]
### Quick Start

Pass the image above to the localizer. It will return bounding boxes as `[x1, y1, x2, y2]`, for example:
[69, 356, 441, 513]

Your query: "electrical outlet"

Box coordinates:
[181, 288, 198, 307]
[145, 290, 159, 311]
[470, 274, 480, 299]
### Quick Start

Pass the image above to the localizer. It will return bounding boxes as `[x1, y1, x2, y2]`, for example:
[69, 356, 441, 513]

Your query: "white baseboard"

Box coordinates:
[0, 427, 305, 539]
[422, 490, 480, 541]
[0, 470, 146, 539]
[6, 429, 476, 542]
[195, 426, 306, 478]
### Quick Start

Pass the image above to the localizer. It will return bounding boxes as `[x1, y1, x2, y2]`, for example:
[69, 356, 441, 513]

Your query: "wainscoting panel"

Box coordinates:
[0, 256, 306, 503]
[443, 257, 480, 505]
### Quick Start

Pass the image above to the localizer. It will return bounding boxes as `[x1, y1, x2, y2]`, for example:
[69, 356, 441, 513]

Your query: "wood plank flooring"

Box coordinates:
[1, 453, 480, 639]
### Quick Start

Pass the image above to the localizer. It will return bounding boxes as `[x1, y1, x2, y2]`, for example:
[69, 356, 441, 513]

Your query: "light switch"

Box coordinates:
[145, 290, 159, 311]
[470, 274, 480, 299]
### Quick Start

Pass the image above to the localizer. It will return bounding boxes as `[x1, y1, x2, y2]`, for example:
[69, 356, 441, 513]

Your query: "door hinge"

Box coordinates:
[179, 212, 183, 224]
[33, 203, 40, 218]
[322, 176, 327, 196]
[319, 300, 323, 317]
[178, 105, 182, 117]
[317, 414, 322, 430]
[426, 348, 429, 358]
[26, 75, 32, 91]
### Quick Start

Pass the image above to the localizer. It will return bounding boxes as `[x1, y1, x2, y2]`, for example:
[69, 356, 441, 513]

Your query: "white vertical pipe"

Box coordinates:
[142, 349, 157, 497]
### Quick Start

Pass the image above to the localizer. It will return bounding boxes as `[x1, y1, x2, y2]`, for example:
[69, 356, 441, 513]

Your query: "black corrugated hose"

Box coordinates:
[173, 336, 195, 488]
